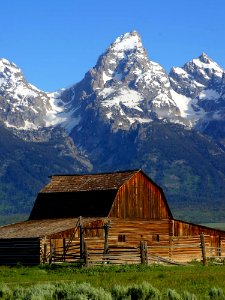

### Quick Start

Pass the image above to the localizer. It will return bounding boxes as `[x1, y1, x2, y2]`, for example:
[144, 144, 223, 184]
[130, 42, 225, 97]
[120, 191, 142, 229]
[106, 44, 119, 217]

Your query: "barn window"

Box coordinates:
[152, 234, 160, 242]
[118, 234, 126, 242]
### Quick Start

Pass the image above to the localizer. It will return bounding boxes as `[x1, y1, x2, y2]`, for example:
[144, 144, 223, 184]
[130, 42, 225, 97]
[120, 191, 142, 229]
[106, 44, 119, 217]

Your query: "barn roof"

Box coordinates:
[41, 169, 139, 193]
[29, 169, 173, 220]
[0, 218, 104, 238]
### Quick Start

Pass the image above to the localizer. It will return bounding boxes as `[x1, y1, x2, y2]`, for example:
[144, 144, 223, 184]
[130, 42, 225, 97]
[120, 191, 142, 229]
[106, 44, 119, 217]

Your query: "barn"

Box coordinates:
[0, 169, 225, 265]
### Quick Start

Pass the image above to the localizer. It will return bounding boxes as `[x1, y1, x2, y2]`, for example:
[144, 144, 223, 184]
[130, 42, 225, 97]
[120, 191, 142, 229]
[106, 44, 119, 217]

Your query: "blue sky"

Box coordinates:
[1, 0, 225, 91]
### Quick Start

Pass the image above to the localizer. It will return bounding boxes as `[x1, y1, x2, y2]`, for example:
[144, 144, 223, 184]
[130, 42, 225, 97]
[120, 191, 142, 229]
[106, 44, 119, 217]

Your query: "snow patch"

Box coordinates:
[46, 92, 81, 133]
[101, 89, 143, 110]
[171, 89, 205, 122]
[112, 32, 142, 52]
[193, 58, 223, 76]
[173, 67, 187, 75]
[102, 72, 112, 84]
[198, 89, 220, 100]
[127, 117, 151, 125]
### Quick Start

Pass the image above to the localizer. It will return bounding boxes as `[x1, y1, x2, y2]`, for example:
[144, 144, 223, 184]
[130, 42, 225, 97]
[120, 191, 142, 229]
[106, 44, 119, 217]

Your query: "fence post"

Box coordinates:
[218, 236, 221, 257]
[103, 223, 109, 263]
[63, 238, 66, 262]
[144, 241, 148, 265]
[49, 241, 54, 264]
[200, 233, 207, 266]
[84, 241, 89, 267]
[80, 225, 84, 261]
[43, 242, 47, 263]
[140, 241, 146, 264]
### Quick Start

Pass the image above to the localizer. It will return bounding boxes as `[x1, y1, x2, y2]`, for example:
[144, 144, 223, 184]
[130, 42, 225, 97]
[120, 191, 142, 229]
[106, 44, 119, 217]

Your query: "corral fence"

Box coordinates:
[43, 233, 225, 266]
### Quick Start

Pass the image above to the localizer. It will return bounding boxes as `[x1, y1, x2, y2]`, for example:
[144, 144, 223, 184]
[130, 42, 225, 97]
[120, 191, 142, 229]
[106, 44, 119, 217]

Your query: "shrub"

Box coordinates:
[208, 287, 225, 300]
[164, 289, 181, 300]
[26, 283, 55, 299]
[127, 282, 161, 300]
[111, 285, 130, 299]
[53, 282, 112, 300]
[0, 282, 12, 299]
[182, 291, 197, 300]
[12, 285, 25, 300]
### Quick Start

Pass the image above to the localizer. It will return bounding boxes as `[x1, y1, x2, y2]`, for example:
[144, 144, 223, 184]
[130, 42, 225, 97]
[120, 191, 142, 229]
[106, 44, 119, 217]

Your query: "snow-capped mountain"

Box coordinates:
[170, 53, 225, 132]
[55, 32, 225, 137]
[0, 58, 76, 133]
[1, 31, 225, 223]
[57, 31, 180, 132]
[1, 32, 224, 138]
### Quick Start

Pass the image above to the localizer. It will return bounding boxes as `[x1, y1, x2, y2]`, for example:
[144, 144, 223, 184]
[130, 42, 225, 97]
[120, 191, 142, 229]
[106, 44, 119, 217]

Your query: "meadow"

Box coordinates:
[0, 263, 225, 299]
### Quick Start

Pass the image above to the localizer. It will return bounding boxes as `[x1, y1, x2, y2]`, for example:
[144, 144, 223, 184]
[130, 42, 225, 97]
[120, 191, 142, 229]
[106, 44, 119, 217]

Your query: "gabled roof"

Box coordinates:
[29, 169, 172, 220]
[0, 218, 78, 238]
[41, 170, 139, 193]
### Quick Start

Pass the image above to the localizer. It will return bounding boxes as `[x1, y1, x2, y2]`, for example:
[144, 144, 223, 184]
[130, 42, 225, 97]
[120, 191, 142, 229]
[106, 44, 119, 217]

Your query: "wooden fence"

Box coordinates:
[44, 234, 225, 266]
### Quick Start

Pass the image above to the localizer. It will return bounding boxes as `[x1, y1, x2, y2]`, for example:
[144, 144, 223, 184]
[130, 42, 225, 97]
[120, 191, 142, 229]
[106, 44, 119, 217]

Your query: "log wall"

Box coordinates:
[172, 219, 225, 237]
[109, 172, 171, 219]
[38, 218, 225, 265]
[0, 238, 41, 266]
[107, 218, 170, 246]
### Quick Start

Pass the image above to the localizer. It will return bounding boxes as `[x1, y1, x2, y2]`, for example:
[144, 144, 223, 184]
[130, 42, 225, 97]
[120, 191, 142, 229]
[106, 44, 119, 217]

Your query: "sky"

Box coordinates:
[1, 0, 225, 92]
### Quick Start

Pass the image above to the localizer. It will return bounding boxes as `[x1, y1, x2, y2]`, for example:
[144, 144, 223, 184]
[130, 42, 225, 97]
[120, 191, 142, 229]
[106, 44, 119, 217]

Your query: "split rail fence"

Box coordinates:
[43, 234, 225, 266]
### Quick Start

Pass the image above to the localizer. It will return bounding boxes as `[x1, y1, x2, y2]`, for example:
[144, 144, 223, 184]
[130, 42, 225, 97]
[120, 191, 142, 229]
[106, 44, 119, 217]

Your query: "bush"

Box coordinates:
[127, 282, 161, 300]
[53, 282, 112, 300]
[208, 287, 225, 300]
[111, 282, 161, 300]
[164, 289, 181, 300]
[26, 283, 55, 300]
[182, 291, 197, 300]
[0, 282, 12, 299]
[111, 285, 130, 299]
[12, 285, 25, 300]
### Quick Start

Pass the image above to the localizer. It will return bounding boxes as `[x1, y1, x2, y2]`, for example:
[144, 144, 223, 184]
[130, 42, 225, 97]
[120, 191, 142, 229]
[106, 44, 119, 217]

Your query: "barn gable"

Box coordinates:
[109, 170, 172, 219]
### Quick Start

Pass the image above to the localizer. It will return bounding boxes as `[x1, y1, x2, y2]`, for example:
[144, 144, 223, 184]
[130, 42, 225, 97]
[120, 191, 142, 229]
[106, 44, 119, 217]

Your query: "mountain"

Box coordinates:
[0, 31, 225, 224]
[0, 59, 92, 219]
[170, 53, 225, 143]
[58, 31, 180, 133]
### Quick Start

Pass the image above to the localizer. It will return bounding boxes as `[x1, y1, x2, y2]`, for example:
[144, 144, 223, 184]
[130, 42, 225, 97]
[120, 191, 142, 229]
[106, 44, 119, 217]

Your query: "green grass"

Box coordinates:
[0, 263, 225, 299]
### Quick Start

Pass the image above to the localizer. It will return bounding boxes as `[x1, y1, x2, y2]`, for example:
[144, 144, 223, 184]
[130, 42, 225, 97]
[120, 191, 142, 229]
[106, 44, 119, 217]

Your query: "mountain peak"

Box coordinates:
[198, 52, 211, 64]
[110, 31, 143, 52]
[0, 58, 21, 75]
[191, 53, 224, 79]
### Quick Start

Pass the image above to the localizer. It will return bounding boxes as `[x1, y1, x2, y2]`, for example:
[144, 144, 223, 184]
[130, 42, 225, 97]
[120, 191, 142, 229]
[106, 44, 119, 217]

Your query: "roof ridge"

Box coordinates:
[49, 169, 141, 177]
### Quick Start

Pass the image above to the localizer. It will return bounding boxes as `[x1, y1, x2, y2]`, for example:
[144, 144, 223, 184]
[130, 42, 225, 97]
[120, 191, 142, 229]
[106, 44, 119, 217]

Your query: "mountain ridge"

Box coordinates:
[0, 31, 225, 223]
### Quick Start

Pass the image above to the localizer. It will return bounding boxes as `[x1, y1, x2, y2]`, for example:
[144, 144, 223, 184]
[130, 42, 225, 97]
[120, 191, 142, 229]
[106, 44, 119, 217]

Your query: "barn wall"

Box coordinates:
[38, 218, 225, 264]
[0, 238, 41, 266]
[171, 219, 225, 237]
[109, 172, 171, 219]
[107, 218, 170, 246]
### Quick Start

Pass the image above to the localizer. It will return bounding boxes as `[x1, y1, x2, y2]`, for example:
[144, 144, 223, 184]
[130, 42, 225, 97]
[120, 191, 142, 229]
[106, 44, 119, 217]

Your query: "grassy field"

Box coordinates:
[0, 263, 225, 299]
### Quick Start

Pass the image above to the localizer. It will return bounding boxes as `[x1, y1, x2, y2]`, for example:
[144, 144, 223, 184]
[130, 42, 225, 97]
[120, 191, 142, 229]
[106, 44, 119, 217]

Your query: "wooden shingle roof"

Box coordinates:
[0, 218, 107, 238]
[0, 218, 78, 238]
[41, 170, 139, 193]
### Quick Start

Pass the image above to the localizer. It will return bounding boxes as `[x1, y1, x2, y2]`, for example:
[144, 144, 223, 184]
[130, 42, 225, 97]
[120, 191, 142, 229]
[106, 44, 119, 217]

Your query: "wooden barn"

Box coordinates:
[0, 169, 225, 266]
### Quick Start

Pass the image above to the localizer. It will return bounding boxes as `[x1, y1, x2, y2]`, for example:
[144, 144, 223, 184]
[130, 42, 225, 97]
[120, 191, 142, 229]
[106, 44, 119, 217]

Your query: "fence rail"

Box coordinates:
[44, 234, 225, 266]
